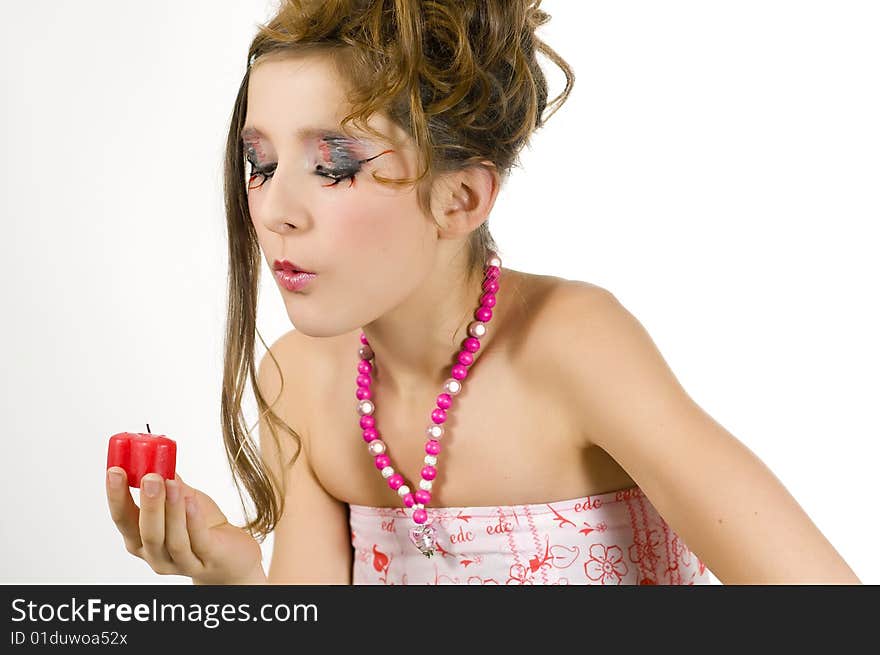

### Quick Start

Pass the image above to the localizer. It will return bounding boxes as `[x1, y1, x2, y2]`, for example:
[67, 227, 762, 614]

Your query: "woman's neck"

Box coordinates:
[361, 266, 511, 397]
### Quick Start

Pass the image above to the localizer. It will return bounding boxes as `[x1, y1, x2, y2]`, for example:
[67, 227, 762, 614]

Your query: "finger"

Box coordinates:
[174, 474, 227, 528]
[106, 467, 143, 555]
[184, 494, 216, 564]
[174, 473, 195, 499]
[164, 479, 204, 576]
[137, 473, 174, 569]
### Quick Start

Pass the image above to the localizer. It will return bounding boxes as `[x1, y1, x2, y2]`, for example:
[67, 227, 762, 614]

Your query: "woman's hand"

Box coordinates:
[105, 466, 265, 584]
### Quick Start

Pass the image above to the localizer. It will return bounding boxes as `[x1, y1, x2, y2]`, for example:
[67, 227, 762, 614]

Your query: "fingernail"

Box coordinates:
[142, 478, 160, 498]
[108, 469, 126, 488]
[166, 480, 180, 503]
[185, 496, 197, 516]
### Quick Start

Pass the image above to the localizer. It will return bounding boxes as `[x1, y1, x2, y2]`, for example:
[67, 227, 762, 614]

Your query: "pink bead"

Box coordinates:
[403, 493, 415, 508]
[457, 350, 474, 366]
[362, 427, 378, 442]
[356, 374, 371, 388]
[413, 509, 428, 524]
[485, 265, 500, 280]
[475, 306, 492, 322]
[463, 337, 481, 353]
[421, 465, 437, 481]
[356, 387, 371, 400]
[451, 364, 468, 380]
[357, 360, 372, 374]
[431, 408, 447, 424]
[360, 415, 375, 429]
[374, 454, 390, 469]
[360, 332, 369, 344]
[482, 278, 499, 293]
[425, 440, 441, 455]
[479, 292, 496, 308]
[388, 474, 405, 490]
[436, 393, 452, 409]
[415, 489, 431, 504]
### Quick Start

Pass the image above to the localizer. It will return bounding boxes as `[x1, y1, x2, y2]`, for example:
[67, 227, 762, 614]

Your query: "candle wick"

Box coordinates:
[146, 423, 151, 434]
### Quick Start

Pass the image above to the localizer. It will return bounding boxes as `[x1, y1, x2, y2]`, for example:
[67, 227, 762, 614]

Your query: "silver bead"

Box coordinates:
[397, 485, 411, 497]
[424, 455, 437, 466]
[426, 424, 444, 440]
[419, 479, 433, 491]
[381, 466, 394, 478]
[487, 253, 501, 268]
[443, 378, 462, 395]
[367, 439, 386, 455]
[467, 321, 487, 338]
[358, 344, 373, 360]
[357, 399, 375, 416]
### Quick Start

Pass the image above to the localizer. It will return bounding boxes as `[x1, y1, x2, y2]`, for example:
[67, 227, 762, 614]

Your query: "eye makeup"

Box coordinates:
[242, 130, 394, 191]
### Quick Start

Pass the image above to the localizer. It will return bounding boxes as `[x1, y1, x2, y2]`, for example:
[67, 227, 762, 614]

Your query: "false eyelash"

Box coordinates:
[314, 165, 359, 188]
[245, 158, 358, 190]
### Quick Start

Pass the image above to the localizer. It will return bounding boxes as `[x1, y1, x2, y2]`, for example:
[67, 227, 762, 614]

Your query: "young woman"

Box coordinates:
[106, 0, 861, 585]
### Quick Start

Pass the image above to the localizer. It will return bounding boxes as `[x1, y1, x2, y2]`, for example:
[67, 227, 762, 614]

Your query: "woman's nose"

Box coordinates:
[250, 166, 310, 233]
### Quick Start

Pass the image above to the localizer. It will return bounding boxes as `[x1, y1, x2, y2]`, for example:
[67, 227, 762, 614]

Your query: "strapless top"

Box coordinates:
[349, 485, 711, 585]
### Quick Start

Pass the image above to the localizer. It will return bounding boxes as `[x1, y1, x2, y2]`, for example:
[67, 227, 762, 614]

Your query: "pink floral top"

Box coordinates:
[349, 485, 711, 585]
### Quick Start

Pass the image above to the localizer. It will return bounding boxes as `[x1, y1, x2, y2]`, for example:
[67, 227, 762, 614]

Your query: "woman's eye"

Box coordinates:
[315, 166, 359, 188]
[245, 157, 359, 191]
[246, 157, 275, 190]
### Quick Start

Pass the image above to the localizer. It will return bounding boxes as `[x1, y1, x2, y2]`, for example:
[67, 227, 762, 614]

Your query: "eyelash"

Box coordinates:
[245, 158, 359, 190]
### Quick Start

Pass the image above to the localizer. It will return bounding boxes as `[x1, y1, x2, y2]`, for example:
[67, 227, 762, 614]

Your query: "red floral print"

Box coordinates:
[507, 563, 535, 585]
[584, 543, 629, 585]
[348, 486, 714, 585]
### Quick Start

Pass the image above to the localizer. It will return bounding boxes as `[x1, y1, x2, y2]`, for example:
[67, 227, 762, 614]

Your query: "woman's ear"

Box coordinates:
[430, 163, 500, 238]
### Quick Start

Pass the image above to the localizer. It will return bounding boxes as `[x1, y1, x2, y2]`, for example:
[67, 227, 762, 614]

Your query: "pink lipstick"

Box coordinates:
[273, 259, 317, 292]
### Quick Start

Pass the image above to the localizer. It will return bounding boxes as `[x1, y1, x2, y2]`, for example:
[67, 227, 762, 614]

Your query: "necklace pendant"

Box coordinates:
[408, 522, 437, 558]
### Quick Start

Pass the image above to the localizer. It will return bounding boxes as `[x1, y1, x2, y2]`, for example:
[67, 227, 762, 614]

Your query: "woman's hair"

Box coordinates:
[221, 0, 574, 541]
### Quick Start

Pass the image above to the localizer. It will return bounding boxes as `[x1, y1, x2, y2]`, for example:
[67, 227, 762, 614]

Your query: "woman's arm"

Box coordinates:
[551, 284, 861, 584]
[257, 330, 353, 585]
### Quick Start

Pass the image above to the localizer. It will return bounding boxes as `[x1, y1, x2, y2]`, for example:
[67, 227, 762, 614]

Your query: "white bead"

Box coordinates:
[367, 439, 386, 455]
[468, 321, 487, 338]
[357, 399, 374, 416]
[424, 455, 437, 466]
[443, 378, 462, 395]
[488, 253, 501, 268]
[419, 479, 433, 491]
[381, 466, 394, 478]
[426, 424, 444, 440]
[412, 503, 424, 510]
[397, 485, 410, 497]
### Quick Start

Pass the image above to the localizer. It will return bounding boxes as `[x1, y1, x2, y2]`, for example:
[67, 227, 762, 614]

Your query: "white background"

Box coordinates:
[1, 1, 877, 585]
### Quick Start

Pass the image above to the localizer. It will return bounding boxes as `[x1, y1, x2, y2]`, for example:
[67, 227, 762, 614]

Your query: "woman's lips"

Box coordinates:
[274, 258, 314, 274]
[274, 269, 317, 292]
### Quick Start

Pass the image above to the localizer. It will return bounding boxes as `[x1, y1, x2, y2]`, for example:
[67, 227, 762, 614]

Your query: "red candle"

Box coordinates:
[107, 431, 176, 488]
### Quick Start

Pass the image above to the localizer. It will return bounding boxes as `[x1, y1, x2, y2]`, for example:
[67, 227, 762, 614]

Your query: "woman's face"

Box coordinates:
[243, 52, 440, 337]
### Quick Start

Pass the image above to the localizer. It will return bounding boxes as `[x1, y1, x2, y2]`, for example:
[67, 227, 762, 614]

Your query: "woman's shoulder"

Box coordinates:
[508, 271, 650, 402]
[504, 269, 621, 355]
[514, 269, 614, 317]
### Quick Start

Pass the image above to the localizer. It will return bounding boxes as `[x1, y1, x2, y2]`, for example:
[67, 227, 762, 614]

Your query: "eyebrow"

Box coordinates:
[240, 124, 362, 142]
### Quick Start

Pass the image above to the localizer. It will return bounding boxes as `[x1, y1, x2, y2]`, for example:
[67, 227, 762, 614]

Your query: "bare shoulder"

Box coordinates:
[527, 276, 669, 446]
[258, 328, 340, 394]
[512, 273, 622, 351]
[257, 328, 332, 449]
[509, 271, 617, 331]
[533, 275, 621, 325]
